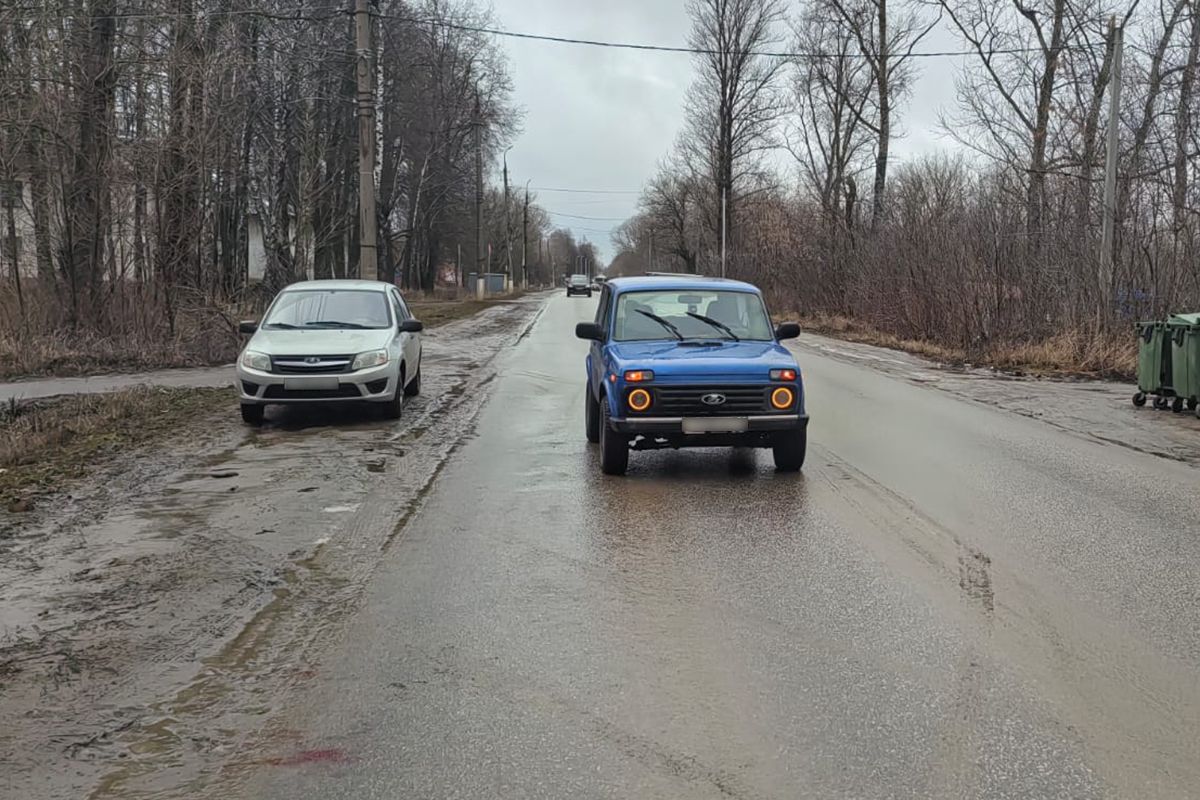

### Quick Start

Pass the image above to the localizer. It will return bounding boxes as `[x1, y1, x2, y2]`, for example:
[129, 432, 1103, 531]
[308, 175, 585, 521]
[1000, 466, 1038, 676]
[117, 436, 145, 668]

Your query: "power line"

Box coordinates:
[530, 186, 641, 195]
[4, 7, 1115, 60]
[547, 210, 629, 221]
[419, 17, 1102, 60]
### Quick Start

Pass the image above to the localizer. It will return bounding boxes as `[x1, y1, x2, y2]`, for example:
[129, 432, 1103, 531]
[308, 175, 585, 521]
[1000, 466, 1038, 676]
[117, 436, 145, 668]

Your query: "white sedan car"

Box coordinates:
[235, 280, 423, 425]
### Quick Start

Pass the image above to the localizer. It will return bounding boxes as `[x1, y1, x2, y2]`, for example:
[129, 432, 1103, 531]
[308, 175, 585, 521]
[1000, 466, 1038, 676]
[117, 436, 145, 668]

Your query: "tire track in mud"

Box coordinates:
[0, 295, 551, 800]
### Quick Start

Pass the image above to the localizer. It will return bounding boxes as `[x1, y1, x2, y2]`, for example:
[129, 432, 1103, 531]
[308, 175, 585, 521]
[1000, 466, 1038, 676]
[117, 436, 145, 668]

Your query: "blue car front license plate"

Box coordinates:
[682, 417, 748, 434]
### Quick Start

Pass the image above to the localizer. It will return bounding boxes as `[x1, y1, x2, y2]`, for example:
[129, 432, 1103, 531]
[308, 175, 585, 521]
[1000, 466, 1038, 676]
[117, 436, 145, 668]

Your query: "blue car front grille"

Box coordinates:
[636, 385, 775, 416]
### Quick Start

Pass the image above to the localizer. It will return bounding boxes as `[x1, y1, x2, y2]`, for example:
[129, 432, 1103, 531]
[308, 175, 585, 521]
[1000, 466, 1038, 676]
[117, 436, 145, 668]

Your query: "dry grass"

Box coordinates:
[0, 386, 231, 508]
[1, 283, 245, 380]
[0, 330, 240, 380]
[798, 313, 967, 363]
[987, 331, 1137, 380]
[798, 312, 1136, 380]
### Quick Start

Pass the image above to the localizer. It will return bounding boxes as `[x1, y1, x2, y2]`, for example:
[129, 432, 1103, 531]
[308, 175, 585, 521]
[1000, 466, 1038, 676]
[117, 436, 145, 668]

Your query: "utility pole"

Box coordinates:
[720, 187, 727, 279]
[522, 181, 530, 289]
[355, 0, 378, 281]
[503, 148, 512, 283]
[648, 229, 654, 271]
[473, 88, 483, 286]
[1099, 15, 1124, 315]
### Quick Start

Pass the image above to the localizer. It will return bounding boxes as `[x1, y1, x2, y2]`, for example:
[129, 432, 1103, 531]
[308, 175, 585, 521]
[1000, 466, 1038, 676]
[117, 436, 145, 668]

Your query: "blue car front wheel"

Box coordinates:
[772, 428, 807, 472]
[599, 398, 629, 476]
[585, 383, 600, 444]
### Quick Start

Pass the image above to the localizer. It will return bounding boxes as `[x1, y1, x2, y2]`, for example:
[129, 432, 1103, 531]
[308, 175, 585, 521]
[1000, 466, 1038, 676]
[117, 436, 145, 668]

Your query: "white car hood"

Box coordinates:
[248, 327, 393, 356]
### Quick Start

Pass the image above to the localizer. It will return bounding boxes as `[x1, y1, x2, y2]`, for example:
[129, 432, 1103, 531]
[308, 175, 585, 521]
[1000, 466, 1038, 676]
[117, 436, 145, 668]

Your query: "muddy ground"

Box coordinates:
[0, 295, 547, 800]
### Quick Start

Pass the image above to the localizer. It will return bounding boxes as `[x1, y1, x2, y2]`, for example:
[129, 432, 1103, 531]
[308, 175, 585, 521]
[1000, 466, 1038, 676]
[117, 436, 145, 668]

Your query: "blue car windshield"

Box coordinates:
[613, 290, 773, 342]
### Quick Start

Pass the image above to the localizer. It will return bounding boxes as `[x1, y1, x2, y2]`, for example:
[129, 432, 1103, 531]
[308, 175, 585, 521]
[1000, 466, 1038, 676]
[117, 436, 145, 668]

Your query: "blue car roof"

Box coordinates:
[607, 275, 762, 295]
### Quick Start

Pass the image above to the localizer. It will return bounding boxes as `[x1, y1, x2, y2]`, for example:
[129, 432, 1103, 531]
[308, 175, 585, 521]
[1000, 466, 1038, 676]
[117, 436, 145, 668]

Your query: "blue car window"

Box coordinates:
[613, 290, 773, 341]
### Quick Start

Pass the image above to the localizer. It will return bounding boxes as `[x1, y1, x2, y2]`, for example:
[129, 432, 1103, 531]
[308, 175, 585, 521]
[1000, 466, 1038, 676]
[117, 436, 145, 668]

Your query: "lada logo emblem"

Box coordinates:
[701, 393, 726, 406]
[304, 357, 321, 364]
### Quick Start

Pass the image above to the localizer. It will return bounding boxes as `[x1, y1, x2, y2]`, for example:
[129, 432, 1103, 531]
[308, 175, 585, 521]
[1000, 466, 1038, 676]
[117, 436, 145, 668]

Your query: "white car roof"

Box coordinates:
[283, 279, 391, 292]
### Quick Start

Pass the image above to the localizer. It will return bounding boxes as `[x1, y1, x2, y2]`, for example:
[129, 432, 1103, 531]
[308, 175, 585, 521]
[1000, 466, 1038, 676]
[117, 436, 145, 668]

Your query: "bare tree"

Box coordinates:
[823, 0, 937, 229]
[681, 0, 787, 266]
[788, 4, 873, 227]
[937, 0, 1078, 257]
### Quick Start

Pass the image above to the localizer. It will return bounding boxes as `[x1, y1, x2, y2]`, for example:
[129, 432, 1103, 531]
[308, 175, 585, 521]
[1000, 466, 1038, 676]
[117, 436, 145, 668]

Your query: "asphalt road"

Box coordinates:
[228, 293, 1200, 800]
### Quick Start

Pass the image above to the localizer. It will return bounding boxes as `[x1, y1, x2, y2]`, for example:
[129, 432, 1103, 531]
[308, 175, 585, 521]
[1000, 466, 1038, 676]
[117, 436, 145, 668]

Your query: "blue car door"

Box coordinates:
[590, 287, 612, 394]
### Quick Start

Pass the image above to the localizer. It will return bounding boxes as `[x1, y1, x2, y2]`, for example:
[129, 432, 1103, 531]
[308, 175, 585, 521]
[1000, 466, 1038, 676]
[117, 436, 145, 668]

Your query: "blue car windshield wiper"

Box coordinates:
[685, 312, 740, 341]
[635, 309, 683, 340]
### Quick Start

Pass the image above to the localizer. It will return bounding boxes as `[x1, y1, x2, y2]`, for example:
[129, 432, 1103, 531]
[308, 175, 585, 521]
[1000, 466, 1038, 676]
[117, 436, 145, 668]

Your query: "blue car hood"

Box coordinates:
[608, 340, 797, 381]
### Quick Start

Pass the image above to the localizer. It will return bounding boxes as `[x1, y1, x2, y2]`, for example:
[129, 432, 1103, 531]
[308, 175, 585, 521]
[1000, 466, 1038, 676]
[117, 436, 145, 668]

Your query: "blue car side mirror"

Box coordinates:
[775, 322, 800, 340]
[576, 322, 605, 342]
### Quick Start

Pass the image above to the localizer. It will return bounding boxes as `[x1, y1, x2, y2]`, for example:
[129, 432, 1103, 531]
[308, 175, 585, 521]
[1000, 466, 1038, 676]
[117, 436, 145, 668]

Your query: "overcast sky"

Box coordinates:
[488, 0, 963, 263]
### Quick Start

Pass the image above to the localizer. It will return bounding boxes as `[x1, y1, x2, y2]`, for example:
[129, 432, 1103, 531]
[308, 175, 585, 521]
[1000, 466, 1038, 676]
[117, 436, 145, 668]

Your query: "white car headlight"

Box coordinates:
[240, 350, 271, 371]
[352, 349, 389, 371]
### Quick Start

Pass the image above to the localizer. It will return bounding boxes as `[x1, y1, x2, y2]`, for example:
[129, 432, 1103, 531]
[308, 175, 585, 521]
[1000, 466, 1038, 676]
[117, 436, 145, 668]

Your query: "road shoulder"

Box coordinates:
[792, 334, 1200, 465]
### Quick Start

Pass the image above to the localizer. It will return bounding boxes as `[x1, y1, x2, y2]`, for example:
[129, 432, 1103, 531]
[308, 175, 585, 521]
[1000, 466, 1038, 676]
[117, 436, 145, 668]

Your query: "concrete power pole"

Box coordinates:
[1099, 16, 1124, 315]
[355, 0, 378, 281]
[473, 89, 483, 287]
[503, 149, 512, 283]
[522, 182, 530, 289]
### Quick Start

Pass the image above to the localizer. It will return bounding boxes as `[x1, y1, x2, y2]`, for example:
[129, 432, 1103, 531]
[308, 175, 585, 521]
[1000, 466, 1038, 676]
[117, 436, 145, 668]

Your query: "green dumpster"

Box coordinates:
[1133, 321, 1174, 407]
[1167, 313, 1200, 416]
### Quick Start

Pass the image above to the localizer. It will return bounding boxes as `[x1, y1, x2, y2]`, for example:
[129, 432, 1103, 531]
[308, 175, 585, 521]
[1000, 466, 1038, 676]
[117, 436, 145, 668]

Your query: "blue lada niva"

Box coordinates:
[575, 274, 808, 475]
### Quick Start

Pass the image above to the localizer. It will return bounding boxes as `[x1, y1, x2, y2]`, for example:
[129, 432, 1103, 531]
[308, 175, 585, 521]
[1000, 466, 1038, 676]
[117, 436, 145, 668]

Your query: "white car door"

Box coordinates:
[391, 289, 421, 382]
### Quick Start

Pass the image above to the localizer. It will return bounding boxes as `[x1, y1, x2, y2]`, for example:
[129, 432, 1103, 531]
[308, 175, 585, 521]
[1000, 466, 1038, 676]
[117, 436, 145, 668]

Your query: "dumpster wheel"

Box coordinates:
[1133, 392, 1147, 407]
[1188, 399, 1198, 412]
[1172, 397, 1185, 413]
[1154, 396, 1170, 410]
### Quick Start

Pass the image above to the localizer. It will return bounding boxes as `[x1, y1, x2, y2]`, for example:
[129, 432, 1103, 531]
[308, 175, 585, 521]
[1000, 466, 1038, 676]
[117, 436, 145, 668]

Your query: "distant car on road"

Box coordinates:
[566, 274, 592, 297]
[575, 274, 806, 475]
[235, 280, 423, 425]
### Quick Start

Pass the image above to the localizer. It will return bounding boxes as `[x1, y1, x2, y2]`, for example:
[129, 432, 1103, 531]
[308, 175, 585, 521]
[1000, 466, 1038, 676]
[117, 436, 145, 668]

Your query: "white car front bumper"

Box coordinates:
[236, 360, 397, 404]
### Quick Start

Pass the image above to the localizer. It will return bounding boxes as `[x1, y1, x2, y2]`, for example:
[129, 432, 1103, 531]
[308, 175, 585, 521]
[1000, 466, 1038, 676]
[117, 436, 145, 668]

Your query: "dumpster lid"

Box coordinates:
[1168, 312, 1200, 326]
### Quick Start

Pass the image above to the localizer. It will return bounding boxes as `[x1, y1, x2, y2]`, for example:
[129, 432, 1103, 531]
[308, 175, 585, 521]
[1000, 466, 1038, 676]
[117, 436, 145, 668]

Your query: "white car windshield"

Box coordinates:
[613, 290, 774, 342]
[263, 290, 392, 330]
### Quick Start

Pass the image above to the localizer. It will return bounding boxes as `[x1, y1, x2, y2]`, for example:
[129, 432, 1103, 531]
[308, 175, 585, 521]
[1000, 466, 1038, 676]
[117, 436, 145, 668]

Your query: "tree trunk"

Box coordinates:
[24, 130, 55, 284]
[870, 0, 890, 232]
[5, 199, 23, 318]
[62, 0, 118, 327]
[1027, 0, 1067, 260]
[1173, 5, 1200, 233]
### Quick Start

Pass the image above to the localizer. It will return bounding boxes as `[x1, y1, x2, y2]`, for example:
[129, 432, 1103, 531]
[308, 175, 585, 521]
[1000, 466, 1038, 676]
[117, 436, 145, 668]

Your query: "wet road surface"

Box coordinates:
[206, 293, 1200, 800]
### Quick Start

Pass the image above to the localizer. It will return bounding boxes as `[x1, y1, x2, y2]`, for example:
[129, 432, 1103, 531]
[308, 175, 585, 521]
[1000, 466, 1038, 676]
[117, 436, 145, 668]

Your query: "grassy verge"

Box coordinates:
[798, 313, 1136, 381]
[0, 333, 240, 381]
[0, 386, 231, 510]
